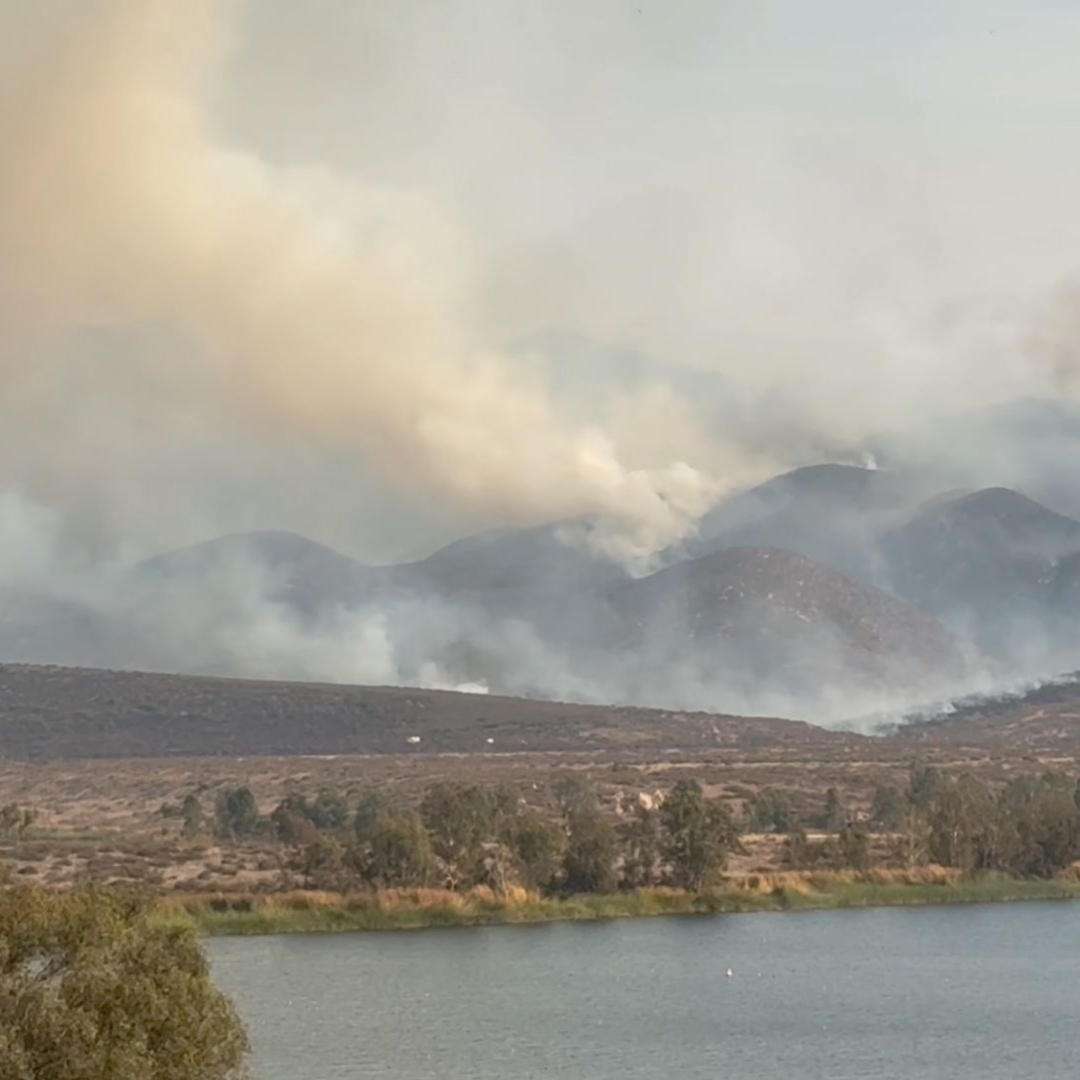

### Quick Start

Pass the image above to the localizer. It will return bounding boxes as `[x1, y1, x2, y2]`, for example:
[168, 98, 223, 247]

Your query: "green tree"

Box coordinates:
[748, 787, 794, 834]
[553, 774, 598, 815]
[839, 824, 871, 871]
[504, 811, 565, 892]
[213, 787, 259, 841]
[907, 762, 943, 810]
[0, 805, 35, 841]
[294, 836, 349, 890]
[353, 790, 394, 844]
[869, 784, 906, 831]
[366, 813, 437, 888]
[270, 795, 319, 846]
[819, 787, 845, 832]
[179, 794, 204, 839]
[0, 885, 249, 1079]
[1026, 787, 1080, 875]
[660, 780, 737, 890]
[308, 788, 350, 831]
[1001, 776, 1080, 876]
[926, 774, 996, 871]
[891, 804, 930, 869]
[618, 804, 661, 889]
[487, 786, 520, 827]
[419, 783, 494, 888]
[782, 827, 820, 869]
[784, 826, 806, 868]
[562, 807, 618, 894]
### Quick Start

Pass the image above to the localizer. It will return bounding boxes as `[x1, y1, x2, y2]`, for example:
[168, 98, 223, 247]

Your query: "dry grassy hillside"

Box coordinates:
[0, 662, 846, 761]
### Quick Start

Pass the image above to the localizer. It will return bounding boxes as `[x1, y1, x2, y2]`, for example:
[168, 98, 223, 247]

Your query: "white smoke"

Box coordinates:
[6, 2, 1080, 727]
[0, 0, 722, 568]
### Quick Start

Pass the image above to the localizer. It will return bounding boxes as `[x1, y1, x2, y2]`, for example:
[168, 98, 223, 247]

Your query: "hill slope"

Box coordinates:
[880, 487, 1080, 661]
[683, 464, 931, 579]
[895, 675, 1080, 757]
[608, 546, 973, 717]
[0, 662, 847, 761]
[133, 530, 375, 614]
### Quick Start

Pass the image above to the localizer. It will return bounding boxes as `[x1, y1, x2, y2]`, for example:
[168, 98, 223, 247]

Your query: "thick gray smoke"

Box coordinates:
[5, 2, 1080, 725]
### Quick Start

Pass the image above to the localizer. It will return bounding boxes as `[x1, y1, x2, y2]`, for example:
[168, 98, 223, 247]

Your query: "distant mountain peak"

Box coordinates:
[909, 486, 1080, 539]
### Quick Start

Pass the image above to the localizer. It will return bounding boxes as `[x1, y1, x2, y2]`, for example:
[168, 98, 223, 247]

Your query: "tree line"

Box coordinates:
[171, 778, 740, 895]
[159, 762, 1080, 893]
[782, 765, 1080, 878]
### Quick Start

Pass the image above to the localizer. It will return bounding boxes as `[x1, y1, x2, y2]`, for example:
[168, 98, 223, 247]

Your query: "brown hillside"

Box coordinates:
[0, 662, 851, 762]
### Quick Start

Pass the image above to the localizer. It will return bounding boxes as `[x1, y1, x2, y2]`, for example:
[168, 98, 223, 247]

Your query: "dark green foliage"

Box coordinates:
[353, 790, 394, 844]
[366, 813, 437, 887]
[0, 885, 249, 1079]
[307, 788, 349, 831]
[782, 827, 835, 869]
[907, 762, 943, 809]
[213, 787, 259, 841]
[487, 786, 520, 826]
[180, 794, 204, 839]
[619, 805, 661, 889]
[926, 773, 998, 871]
[869, 784, 907, 831]
[660, 780, 738, 890]
[748, 787, 794, 833]
[188, 770, 1080, 898]
[839, 825, 871, 871]
[784, 824, 872, 872]
[270, 788, 349, 842]
[1000, 775, 1080, 877]
[819, 787, 845, 832]
[920, 771, 1080, 877]
[504, 811, 565, 892]
[562, 807, 618, 894]
[270, 795, 319, 846]
[420, 783, 495, 888]
[294, 836, 348, 890]
[553, 774, 598, 815]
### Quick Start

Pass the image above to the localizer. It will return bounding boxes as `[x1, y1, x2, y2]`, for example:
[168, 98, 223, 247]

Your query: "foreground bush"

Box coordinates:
[0, 884, 249, 1080]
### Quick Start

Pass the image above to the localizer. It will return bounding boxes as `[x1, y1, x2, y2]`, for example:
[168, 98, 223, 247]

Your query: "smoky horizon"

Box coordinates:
[4, 2, 1080, 728]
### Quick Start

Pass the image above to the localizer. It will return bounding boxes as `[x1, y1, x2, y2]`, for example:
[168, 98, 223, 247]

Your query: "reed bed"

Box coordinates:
[151, 870, 1080, 936]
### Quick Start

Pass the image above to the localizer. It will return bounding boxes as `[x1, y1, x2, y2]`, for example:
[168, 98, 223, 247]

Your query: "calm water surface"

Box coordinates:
[209, 902, 1080, 1080]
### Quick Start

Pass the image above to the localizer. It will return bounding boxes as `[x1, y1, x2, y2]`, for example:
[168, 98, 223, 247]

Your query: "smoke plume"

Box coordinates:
[0, 0, 722, 568]
[7, 2, 1080, 725]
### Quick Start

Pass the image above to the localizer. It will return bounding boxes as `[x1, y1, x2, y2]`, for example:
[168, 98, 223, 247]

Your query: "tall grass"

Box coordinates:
[154, 869, 1080, 936]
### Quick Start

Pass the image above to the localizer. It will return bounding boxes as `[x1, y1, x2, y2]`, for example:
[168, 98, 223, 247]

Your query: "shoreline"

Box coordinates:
[155, 872, 1080, 936]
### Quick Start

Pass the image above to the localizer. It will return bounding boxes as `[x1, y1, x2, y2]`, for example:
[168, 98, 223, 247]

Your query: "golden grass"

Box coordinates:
[152, 869, 1080, 936]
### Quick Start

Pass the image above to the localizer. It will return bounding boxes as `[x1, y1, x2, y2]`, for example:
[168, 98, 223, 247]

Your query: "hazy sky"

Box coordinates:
[221, 0, 1080, 360]
[4, 1, 1080, 564]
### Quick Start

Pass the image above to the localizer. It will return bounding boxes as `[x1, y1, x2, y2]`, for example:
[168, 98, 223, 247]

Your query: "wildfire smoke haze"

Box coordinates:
[6, 3, 1080, 725]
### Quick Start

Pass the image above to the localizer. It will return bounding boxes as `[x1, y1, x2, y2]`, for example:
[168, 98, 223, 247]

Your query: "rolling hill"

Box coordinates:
[0, 662, 845, 761]
[8, 462, 1080, 721]
[606, 546, 973, 716]
[682, 464, 932, 580]
[133, 530, 376, 614]
[879, 487, 1080, 661]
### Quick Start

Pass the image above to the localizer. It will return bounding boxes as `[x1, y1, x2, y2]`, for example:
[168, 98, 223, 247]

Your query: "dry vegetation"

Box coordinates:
[4, 663, 1080, 909]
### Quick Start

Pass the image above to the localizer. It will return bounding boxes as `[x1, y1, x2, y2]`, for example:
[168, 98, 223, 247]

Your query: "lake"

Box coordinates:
[209, 902, 1080, 1079]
